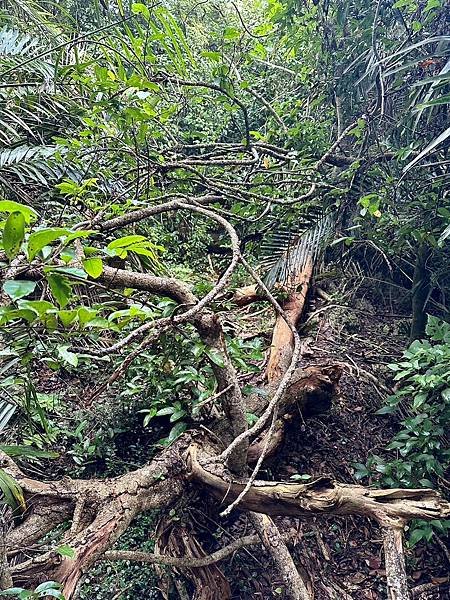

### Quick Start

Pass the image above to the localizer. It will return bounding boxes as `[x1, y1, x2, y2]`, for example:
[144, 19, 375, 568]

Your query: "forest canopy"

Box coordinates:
[0, 1, 449, 599]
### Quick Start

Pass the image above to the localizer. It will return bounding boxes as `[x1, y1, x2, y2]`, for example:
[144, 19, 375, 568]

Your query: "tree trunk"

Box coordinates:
[266, 259, 313, 383]
[410, 244, 431, 342]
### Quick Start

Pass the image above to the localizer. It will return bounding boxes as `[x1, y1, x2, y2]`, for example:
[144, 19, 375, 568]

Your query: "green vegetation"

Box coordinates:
[0, 1, 449, 598]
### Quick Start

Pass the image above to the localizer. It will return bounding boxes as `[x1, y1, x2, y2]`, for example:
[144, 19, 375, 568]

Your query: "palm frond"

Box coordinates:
[261, 212, 335, 289]
[0, 27, 55, 80]
[0, 145, 66, 185]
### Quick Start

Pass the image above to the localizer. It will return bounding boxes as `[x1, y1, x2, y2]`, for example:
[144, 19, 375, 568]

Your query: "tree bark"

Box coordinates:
[382, 527, 411, 600]
[410, 244, 431, 342]
[250, 512, 312, 600]
[266, 259, 313, 383]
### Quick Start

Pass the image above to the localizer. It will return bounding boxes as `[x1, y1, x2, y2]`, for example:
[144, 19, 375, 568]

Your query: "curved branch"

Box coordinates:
[103, 534, 259, 568]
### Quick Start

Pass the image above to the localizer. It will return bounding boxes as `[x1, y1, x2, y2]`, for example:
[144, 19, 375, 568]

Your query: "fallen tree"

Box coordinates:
[2, 437, 449, 600]
[2, 194, 450, 600]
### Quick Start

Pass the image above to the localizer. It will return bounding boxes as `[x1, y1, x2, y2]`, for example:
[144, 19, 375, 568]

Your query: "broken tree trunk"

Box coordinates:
[382, 527, 411, 600]
[233, 283, 263, 306]
[2, 441, 450, 598]
[266, 259, 313, 383]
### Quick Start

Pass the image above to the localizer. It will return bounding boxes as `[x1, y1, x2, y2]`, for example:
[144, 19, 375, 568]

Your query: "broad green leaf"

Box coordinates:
[27, 228, 69, 260]
[205, 348, 225, 368]
[47, 274, 71, 308]
[0, 468, 26, 513]
[58, 309, 78, 327]
[132, 2, 150, 19]
[17, 300, 54, 316]
[77, 307, 98, 326]
[0, 200, 37, 224]
[83, 257, 103, 279]
[57, 345, 78, 367]
[156, 406, 175, 416]
[35, 582, 62, 593]
[56, 544, 76, 558]
[2, 280, 36, 301]
[48, 267, 87, 279]
[167, 421, 187, 443]
[108, 235, 146, 249]
[2, 211, 25, 259]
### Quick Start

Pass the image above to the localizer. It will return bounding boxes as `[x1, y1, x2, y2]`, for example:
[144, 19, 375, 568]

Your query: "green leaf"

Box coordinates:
[82, 257, 103, 279]
[132, 2, 150, 19]
[17, 300, 54, 316]
[408, 527, 426, 547]
[58, 310, 78, 327]
[56, 544, 76, 558]
[0, 200, 38, 224]
[27, 228, 69, 261]
[0, 445, 58, 459]
[2, 280, 36, 301]
[107, 235, 146, 250]
[2, 212, 25, 259]
[57, 345, 78, 367]
[375, 405, 397, 415]
[156, 406, 175, 416]
[205, 348, 225, 368]
[0, 589, 28, 597]
[0, 468, 26, 513]
[47, 274, 71, 308]
[403, 125, 450, 173]
[167, 421, 187, 443]
[77, 307, 98, 327]
[35, 582, 62, 593]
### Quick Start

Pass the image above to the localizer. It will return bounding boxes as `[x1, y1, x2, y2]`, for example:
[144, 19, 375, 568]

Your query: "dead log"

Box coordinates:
[2, 441, 450, 599]
[246, 364, 342, 464]
[383, 527, 411, 600]
[189, 448, 450, 527]
[154, 519, 231, 600]
[266, 259, 313, 383]
[250, 512, 312, 600]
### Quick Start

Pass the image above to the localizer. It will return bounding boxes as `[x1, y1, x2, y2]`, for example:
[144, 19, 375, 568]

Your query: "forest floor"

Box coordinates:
[31, 279, 450, 600]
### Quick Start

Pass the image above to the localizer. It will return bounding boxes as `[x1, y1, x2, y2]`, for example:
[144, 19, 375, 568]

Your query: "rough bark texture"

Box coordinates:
[189, 448, 450, 528]
[2, 441, 450, 598]
[410, 244, 431, 342]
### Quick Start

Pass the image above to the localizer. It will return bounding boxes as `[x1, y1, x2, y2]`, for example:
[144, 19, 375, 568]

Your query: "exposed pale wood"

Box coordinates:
[233, 283, 262, 306]
[382, 527, 411, 600]
[266, 259, 314, 383]
[189, 447, 450, 528]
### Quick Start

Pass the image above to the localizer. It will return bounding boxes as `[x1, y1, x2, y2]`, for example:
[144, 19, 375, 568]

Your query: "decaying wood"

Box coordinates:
[2, 440, 450, 598]
[382, 527, 411, 600]
[233, 283, 262, 306]
[246, 364, 342, 464]
[266, 259, 313, 383]
[153, 520, 231, 600]
[250, 512, 312, 600]
[189, 448, 450, 528]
